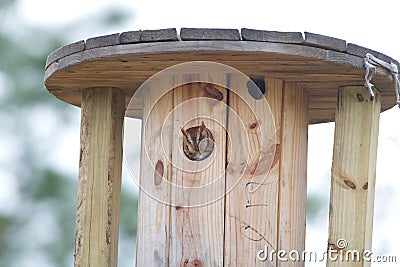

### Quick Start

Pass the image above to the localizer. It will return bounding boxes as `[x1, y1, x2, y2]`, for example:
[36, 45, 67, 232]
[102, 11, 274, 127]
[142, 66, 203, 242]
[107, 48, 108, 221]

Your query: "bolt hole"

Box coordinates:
[247, 77, 266, 100]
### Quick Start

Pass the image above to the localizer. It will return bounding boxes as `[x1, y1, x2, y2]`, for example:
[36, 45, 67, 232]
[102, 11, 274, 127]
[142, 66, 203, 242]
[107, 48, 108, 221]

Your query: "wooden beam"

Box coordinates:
[135, 77, 229, 266]
[74, 88, 125, 267]
[277, 82, 309, 266]
[136, 78, 174, 266]
[224, 77, 282, 266]
[169, 81, 228, 266]
[327, 86, 380, 266]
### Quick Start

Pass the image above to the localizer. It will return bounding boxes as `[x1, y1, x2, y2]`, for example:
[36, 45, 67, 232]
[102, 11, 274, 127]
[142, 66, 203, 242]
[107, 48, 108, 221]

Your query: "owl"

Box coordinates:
[181, 121, 214, 161]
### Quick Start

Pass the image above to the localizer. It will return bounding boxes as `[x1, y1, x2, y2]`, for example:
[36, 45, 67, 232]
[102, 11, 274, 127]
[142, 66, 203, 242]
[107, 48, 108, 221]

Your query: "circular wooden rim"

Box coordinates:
[44, 28, 398, 124]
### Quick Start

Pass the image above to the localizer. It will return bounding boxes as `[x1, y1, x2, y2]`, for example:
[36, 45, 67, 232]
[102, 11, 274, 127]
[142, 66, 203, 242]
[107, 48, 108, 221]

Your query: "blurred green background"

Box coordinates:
[0, 1, 137, 266]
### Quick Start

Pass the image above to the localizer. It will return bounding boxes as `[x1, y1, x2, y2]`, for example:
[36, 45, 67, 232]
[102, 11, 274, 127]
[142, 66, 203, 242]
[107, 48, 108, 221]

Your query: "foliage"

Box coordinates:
[0, 2, 137, 267]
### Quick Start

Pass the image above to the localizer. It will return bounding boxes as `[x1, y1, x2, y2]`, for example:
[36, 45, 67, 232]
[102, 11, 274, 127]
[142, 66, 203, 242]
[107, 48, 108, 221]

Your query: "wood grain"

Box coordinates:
[277, 83, 308, 266]
[241, 28, 303, 44]
[120, 31, 142, 44]
[180, 28, 240, 40]
[86, 33, 120, 49]
[140, 28, 178, 42]
[304, 32, 346, 52]
[169, 81, 228, 266]
[224, 77, 282, 266]
[136, 77, 174, 266]
[347, 43, 398, 65]
[45, 40, 85, 69]
[74, 88, 124, 267]
[327, 86, 380, 267]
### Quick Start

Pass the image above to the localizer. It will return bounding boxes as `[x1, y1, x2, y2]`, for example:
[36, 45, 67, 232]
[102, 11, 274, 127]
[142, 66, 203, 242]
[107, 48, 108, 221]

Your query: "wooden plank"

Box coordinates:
[224, 77, 282, 266]
[180, 28, 241, 40]
[140, 28, 178, 42]
[277, 82, 308, 266]
[327, 86, 380, 266]
[136, 78, 174, 266]
[120, 30, 142, 44]
[304, 32, 346, 52]
[74, 88, 124, 267]
[86, 33, 120, 49]
[347, 43, 397, 66]
[169, 81, 228, 266]
[241, 28, 303, 44]
[45, 40, 85, 69]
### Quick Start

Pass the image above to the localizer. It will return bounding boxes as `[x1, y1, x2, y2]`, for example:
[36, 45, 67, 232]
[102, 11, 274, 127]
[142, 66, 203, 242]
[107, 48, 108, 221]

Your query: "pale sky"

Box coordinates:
[7, 0, 400, 266]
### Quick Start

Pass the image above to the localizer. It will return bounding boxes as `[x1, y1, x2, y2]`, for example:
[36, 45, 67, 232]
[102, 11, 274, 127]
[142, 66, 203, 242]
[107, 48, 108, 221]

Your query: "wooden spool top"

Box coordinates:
[44, 28, 398, 124]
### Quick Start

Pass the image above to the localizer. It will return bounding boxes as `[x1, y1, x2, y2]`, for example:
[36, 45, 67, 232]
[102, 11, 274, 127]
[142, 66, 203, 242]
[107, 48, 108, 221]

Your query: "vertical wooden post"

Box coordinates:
[74, 88, 125, 267]
[224, 77, 283, 266]
[136, 78, 173, 266]
[328, 86, 380, 266]
[169, 80, 228, 266]
[224, 80, 308, 266]
[136, 78, 229, 266]
[277, 82, 309, 266]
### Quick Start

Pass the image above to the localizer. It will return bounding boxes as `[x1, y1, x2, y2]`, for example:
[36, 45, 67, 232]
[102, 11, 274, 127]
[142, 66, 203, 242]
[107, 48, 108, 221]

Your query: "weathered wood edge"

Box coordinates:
[241, 28, 303, 44]
[86, 33, 121, 50]
[180, 28, 240, 40]
[45, 28, 178, 69]
[141, 28, 178, 42]
[43, 28, 398, 122]
[44, 40, 391, 83]
[304, 32, 346, 52]
[45, 40, 85, 68]
[120, 30, 142, 44]
[45, 28, 399, 70]
[347, 43, 399, 66]
[120, 28, 178, 44]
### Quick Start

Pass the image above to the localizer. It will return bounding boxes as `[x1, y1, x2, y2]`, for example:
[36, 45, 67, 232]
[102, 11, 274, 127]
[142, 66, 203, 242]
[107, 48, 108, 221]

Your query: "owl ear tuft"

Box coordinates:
[181, 128, 189, 138]
[196, 122, 205, 140]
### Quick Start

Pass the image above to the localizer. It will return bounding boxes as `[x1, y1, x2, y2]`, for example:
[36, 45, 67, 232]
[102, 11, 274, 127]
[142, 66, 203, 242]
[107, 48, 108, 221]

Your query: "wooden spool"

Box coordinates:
[44, 28, 398, 266]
